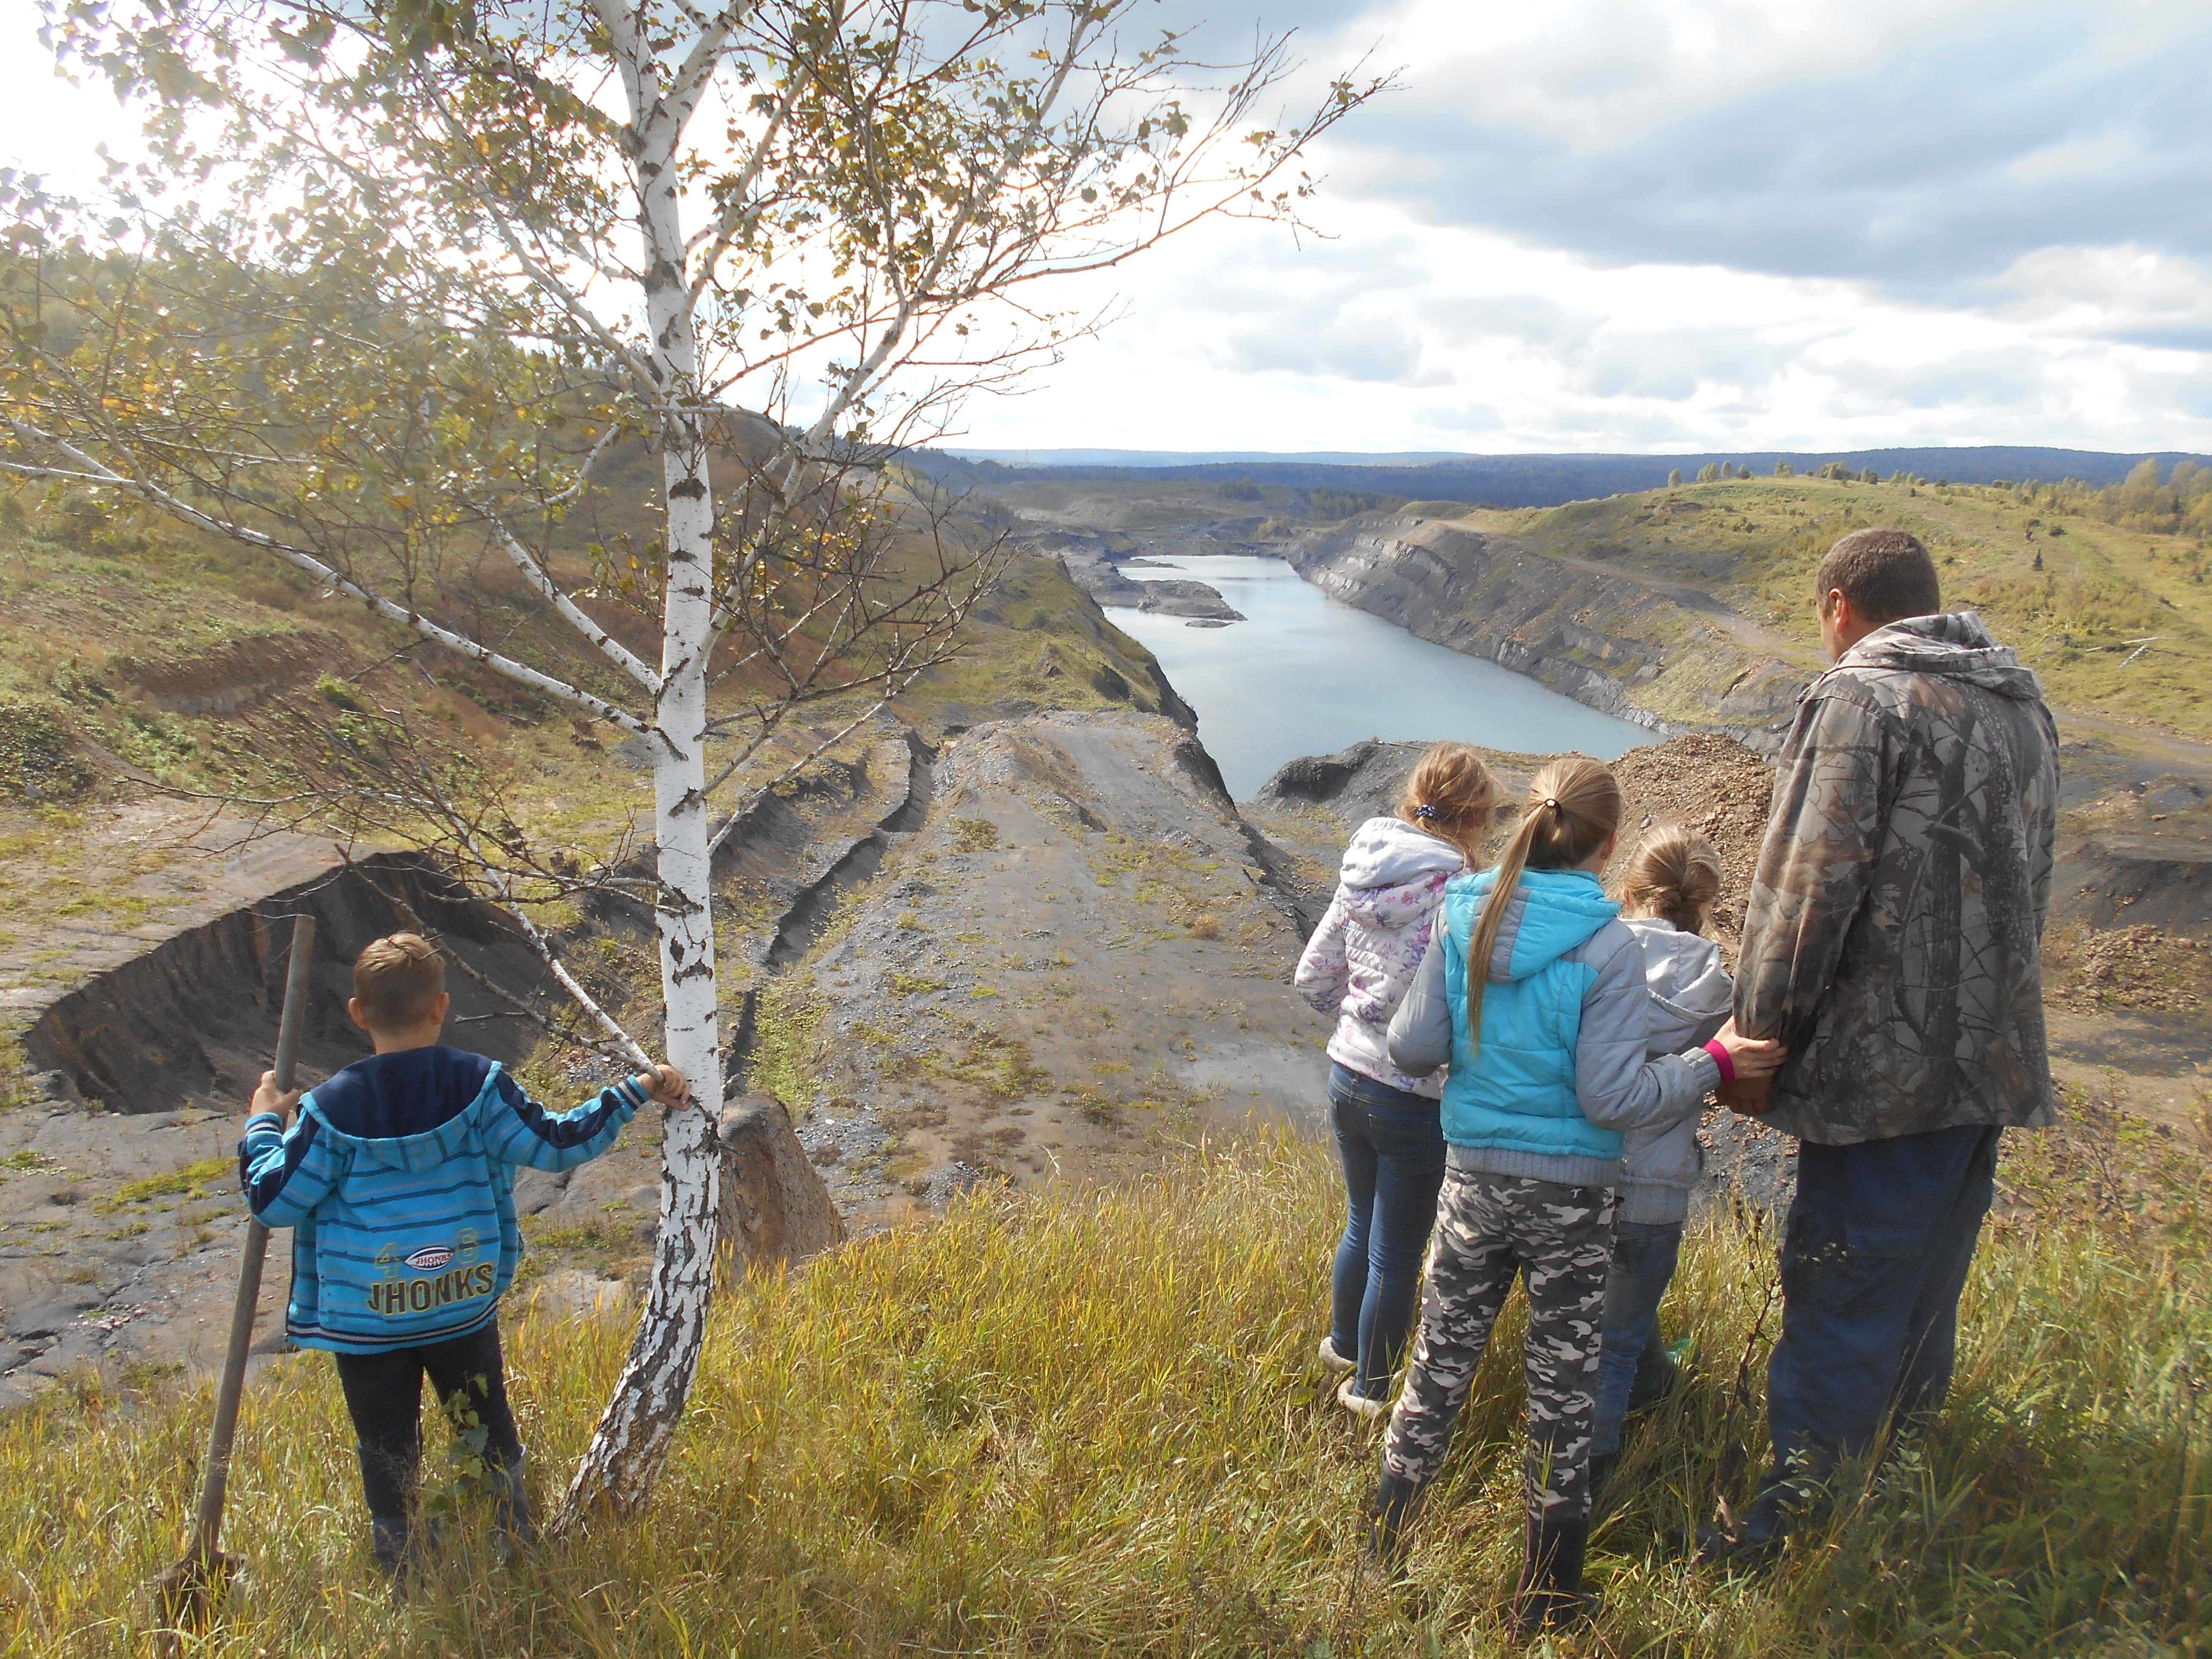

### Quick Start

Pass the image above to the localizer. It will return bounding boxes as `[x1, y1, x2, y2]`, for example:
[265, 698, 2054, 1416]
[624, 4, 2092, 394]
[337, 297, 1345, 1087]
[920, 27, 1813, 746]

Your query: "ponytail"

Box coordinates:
[1398, 741, 1500, 863]
[1462, 757, 1623, 1054]
[1618, 824, 1723, 936]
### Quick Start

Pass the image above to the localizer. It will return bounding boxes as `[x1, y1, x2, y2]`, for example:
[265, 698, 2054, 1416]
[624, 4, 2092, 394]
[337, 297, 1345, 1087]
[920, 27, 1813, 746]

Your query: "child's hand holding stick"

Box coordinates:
[249, 1071, 304, 1124]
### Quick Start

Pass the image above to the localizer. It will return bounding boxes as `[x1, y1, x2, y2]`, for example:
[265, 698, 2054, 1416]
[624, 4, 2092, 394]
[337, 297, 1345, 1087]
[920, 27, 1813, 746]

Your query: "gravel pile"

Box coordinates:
[1609, 733, 1776, 963]
[2049, 922, 2208, 1012]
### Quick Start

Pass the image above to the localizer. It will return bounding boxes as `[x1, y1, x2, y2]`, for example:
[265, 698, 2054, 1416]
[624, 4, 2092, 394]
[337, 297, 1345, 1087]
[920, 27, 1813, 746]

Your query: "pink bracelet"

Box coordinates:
[1703, 1038, 1737, 1084]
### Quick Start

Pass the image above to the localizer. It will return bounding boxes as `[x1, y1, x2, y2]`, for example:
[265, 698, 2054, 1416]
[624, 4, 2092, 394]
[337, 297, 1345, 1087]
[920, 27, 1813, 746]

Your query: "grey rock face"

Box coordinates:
[717, 1094, 846, 1269]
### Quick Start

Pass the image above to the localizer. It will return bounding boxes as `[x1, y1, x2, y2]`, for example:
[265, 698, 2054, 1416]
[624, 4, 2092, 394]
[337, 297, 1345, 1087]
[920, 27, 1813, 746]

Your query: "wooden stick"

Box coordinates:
[188, 913, 316, 1561]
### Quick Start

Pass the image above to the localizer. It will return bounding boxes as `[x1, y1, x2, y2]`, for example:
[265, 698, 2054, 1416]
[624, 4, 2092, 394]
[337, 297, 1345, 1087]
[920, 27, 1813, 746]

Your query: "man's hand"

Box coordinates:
[1717, 1074, 1776, 1116]
[251, 1069, 303, 1122]
[636, 1062, 693, 1109]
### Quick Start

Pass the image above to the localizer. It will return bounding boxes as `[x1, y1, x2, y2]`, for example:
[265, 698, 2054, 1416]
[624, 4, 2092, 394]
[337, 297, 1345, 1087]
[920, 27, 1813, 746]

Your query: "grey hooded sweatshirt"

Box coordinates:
[1618, 917, 1732, 1223]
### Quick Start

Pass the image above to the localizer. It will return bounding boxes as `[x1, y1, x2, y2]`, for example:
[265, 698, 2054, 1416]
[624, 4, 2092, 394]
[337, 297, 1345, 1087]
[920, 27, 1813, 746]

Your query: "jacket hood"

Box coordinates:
[302, 1047, 501, 1173]
[1837, 612, 2044, 701]
[1468, 868, 1619, 982]
[1338, 815, 1461, 926]
[1622, 917, 1733, 1048]
[1340, 815, 1462, 889]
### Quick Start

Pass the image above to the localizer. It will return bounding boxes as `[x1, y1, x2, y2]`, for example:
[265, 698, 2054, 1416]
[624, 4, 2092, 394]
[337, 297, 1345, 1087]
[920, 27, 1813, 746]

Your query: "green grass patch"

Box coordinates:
[100, 1155, 231, 1209]
[747, 975, 830, 1111]
[948, 815, 1001, 854]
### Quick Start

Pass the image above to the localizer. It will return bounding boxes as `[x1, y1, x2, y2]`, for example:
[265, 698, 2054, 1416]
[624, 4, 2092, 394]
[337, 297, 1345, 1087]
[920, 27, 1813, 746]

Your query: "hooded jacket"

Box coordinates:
[237, 1047, 648, 1354]
[1619, 917, 1732, 1223]
[1387, 868, 1720, 1187]
[1737, 612, 2061, 1145]
[1294, 815, 1463, 1100]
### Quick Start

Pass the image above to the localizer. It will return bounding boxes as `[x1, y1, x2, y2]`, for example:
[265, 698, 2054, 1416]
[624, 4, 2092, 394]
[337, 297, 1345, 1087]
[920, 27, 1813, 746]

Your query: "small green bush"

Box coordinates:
[0, 698, 92, 802]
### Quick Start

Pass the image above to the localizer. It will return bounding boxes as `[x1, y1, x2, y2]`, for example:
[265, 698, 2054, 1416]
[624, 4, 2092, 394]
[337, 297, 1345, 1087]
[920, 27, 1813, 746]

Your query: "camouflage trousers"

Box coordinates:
[1381, 1167, 1617, 1522]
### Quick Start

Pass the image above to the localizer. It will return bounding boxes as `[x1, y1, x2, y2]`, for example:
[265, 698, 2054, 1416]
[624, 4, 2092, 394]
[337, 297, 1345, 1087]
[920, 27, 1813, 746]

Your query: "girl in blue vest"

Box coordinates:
[1367, 757, 1784, 1634]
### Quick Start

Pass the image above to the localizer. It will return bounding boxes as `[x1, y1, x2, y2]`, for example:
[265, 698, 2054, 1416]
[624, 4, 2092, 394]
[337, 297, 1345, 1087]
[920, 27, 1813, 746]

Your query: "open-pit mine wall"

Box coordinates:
[1285, 517, 1813, 749]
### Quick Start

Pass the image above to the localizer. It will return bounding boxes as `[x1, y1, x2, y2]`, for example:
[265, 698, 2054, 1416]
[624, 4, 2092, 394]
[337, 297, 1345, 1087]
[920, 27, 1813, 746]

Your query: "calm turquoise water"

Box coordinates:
[1105, 554, 1647, 799]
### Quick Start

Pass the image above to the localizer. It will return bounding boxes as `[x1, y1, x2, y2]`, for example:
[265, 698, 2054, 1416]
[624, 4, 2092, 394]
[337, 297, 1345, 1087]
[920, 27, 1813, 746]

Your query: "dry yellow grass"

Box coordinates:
[0, 1131, 2203, 1656]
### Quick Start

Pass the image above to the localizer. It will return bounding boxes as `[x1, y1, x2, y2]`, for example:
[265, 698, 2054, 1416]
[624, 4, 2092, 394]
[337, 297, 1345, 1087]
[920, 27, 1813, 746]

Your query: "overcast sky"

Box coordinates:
[3, 0, 2208, 455]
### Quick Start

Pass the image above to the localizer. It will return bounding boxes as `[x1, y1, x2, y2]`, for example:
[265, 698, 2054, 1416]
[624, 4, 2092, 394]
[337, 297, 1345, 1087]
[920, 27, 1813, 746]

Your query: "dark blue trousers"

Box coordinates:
[1764, 1123, 2001, 1487]
[1327, 1063, 1446, 1401]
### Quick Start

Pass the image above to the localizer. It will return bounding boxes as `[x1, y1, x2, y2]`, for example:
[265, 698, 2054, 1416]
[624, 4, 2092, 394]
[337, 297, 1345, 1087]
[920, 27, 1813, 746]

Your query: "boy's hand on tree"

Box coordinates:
[638, 1063, 692, 1108]
[251, 1069, 303, 1122]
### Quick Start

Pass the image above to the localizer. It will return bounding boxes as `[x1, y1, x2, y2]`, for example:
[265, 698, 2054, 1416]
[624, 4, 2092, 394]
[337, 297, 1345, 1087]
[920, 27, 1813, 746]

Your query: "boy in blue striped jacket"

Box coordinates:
[239, 931, 688, 1580]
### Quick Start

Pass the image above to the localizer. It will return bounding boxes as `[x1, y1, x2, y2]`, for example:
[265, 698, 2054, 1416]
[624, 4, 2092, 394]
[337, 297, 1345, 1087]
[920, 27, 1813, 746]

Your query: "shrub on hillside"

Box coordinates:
[0, 698, 92, 802]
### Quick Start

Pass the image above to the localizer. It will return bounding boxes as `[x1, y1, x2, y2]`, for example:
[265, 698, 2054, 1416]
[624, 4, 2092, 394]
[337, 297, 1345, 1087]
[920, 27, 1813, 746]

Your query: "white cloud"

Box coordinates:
[1, 3, 2204, 457]
[948, 201, 2212, 453]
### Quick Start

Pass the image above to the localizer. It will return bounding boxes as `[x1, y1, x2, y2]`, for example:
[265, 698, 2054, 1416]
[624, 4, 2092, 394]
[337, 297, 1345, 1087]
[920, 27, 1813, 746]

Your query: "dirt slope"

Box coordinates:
[752, 711, 1334, 1231]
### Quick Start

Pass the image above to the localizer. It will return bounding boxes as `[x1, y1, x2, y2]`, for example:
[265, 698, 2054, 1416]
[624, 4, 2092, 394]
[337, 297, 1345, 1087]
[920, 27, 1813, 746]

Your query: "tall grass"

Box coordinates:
[2, 1135, 2204, 1656]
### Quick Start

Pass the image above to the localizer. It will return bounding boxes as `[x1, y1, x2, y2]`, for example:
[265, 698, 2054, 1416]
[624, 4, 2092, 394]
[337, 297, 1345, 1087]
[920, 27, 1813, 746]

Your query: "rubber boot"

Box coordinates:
[1507, 1509, 1588, 1640]
[491, 1454, 537, 1564]
[1695, 1481, 1794, 1569]
[1587, 1449, 1620, 1505]
[1370, 1469, 1426, 1574]
[369, 1515, 412, 1595]
[1626, 1327, 1678, 1416]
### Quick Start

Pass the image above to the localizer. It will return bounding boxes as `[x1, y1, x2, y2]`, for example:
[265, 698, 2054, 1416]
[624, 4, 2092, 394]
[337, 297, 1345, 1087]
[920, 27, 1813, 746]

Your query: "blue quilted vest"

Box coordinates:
[1439, 868, 1625, 1164]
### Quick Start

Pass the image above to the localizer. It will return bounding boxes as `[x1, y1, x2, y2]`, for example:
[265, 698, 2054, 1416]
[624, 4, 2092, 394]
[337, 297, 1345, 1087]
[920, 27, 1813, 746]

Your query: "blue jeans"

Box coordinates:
[1592, 1218, 1683, 1457]
[1328, 1062, 1446, 1401]
[1764, 1123, 2001, 1489]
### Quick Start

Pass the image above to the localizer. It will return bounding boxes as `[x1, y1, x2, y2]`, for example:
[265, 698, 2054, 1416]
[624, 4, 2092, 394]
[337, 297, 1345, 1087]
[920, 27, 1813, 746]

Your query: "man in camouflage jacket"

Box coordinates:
[1714, 528, 2060, 1562]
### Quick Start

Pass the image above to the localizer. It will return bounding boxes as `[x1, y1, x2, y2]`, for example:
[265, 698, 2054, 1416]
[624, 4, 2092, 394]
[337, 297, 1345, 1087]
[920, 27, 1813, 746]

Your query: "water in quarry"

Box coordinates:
[1104, 554, 1649, 799]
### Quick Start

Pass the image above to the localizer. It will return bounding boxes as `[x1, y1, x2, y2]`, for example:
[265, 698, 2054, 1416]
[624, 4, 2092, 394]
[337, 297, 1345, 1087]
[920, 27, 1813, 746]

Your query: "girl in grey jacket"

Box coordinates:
[1590, 826, 1733, 1487]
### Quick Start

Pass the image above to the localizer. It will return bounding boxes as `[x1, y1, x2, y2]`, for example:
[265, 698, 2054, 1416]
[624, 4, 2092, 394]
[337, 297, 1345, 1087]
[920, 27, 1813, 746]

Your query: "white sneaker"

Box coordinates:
[1337, 1375, 1392, 1421]
[1318, 1336, 1355, 1376]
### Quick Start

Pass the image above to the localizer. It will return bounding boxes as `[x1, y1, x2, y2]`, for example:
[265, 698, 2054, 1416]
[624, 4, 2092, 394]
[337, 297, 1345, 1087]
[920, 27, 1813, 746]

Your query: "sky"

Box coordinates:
[3, 0, 2208, 456]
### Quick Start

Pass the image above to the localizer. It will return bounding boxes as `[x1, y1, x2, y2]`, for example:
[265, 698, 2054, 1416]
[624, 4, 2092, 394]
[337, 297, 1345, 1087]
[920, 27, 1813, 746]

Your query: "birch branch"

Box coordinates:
[482, 508, 665, 694]
[0, 419, 652, 737]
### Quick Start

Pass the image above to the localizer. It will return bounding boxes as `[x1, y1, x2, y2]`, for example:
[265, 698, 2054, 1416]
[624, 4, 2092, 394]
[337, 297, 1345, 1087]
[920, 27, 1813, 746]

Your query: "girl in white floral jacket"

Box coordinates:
[1295, 743, 1498, 1414]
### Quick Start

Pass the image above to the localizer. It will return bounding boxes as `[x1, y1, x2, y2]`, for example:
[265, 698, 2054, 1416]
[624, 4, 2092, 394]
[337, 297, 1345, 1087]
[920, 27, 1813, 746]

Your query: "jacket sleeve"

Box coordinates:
[1292, 889, 1352, 1015]
[238, 1107, 346, 1229]
[1735, 690, 1890, 1045]
[1386, 939, 1453, 1078]
[1577, 930, 1720, 1132]
[479, 1070, 649, 1172]
[2027, 706, 2060, 944]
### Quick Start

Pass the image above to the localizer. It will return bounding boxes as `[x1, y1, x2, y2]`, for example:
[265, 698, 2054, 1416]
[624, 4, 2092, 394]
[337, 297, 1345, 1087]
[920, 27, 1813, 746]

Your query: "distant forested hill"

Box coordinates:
[915, 446, 2212, 508]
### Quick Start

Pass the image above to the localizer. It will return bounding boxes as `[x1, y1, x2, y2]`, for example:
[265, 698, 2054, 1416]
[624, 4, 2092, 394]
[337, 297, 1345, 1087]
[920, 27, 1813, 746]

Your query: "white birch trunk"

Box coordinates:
[553, 24, 727, 1525]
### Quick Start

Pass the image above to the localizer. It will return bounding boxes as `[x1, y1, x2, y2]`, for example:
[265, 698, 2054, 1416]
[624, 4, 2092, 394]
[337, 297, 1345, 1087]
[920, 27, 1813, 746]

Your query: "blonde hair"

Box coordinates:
[1464, 757, 1623, 1054]
[352, 931, 446, 1030]
[1396, 742, 1499, 861]
[1618, 824, 1723, 936]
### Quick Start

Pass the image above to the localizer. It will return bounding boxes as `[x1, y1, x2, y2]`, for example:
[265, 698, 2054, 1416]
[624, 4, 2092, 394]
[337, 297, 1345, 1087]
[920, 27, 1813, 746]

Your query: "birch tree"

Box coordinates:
[2, 0, 1382, 1522]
